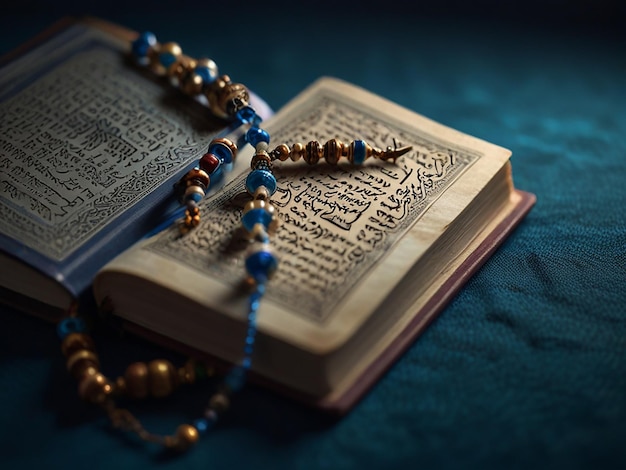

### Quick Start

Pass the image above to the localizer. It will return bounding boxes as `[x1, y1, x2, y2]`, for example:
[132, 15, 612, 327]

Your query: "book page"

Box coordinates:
[102, 77, 511, 352]
[0, 22, 226, 262]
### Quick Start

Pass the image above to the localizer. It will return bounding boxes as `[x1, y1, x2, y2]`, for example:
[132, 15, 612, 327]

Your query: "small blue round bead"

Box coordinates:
[236, 106, 257, 125]
[131, 32, 156, 59]
[353, 140, 367, 164]
[245, 127, 270, 147]
[193, 418, 215, 435]
[194, 64, 218, 84]
[56, 317, 87, 340]
[225, 366, 247, 391]
[185, 192, 203, 203]
[245, 250, 278, 283]
[242, 208, 273, 232]
[246, 169, 277, 196]
[159, 52, 178, 69]
[208, 142, 234, 164]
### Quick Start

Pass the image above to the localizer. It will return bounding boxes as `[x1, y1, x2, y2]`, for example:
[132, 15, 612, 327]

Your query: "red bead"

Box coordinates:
[199, 152, 221, 174]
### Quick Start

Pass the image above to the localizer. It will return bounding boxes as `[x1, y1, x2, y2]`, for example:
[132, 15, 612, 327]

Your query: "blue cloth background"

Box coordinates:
[1, 1, 625, 468]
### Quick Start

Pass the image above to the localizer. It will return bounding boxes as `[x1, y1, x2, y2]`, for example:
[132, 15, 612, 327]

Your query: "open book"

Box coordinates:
[94, 79, 534, 411]
[0, 19, 534, 412]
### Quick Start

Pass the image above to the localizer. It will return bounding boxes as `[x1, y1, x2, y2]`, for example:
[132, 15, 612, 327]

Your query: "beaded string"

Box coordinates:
[56, 32, 412, 452]
[55, 32, 270, 453]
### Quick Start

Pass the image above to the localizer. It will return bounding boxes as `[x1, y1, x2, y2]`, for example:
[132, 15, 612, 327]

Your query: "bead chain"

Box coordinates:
[55, 33, 270, 453]
[57, 32, 412, 452]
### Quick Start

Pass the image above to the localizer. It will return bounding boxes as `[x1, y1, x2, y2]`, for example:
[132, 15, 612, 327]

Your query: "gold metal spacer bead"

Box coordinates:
[168, 424, 199, 452]
[182, 168, 210, 189]
[272, 143, 290, 161]
[147, 359, 179, 398]
[243, 199, 275, 216]
[61, 332, 95, 357]
[177, 361, 196, 385]
[253, 186, 269, 201]
[304, 141, 322, 165]
[250, 151, 272, 170]
[66, 350, 100, 380]
[204, 75, 250, 119]
[167, 55, 196, 87]
[209, 392, 230, 413]
[180, 72, 204, 96]
[124, 362, 149, 399]
[290, 142, 305, 162]
[250, 223, 268, 241]
[78, 372, 113, 404]
[324, 139, 344, 165]
[115, 376, 127, 396]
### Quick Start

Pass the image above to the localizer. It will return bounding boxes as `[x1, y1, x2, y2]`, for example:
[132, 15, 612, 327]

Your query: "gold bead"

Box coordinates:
[180, 72, 204, 96]
[250, 151, 272, 170]
[204, 76, 249, 119]
[66, 350, 100, 379]
[147, 359, 178, 398]
[324, 139, 344, 165]
[243, 199, 275, 216]
[124, 362, 149, 399]
[178, 361, 196, 385]
[78, 372, 112, 404]
[147, 44, 161, 74]
[209, 392, 230, 413]
[304, 141, 322, 165]
[195, 57, 218, 77]
[61, 332, 95, 357]
[115, 376, 127, 396]
[290, 143, 305, 161]
[250, 223, 268, 241]
[273, 143, 290, 161]
[182, 168, 210, 189]
[161, 42, 182, 56]
[169, 424, 199, 452]
[253, 186, 269, 201]
[167, 55, 196, 86]
[148, 42, 182, 76]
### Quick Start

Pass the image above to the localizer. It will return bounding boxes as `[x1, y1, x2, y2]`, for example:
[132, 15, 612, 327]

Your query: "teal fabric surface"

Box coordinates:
[1, 3, 625, 469]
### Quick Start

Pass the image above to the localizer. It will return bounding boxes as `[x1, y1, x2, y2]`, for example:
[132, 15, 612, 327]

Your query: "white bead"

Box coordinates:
[255, 142, 269, 153]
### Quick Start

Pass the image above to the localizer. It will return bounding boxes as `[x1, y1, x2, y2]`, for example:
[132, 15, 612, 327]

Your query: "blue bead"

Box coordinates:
[225, 366, 247, 391]
[57, 317, 87, 340]
[353, 140, 367, 164]
[184, 191, 203, 203]
[131, 32, 156, 59]
[241, 208, 273, 232]
[193, 418, 214, 435]
[235, 106, 258, 124]
[245, 249, 278, 283]
[195, 65, 217, 84]
[245, 127, 270, 146]
[159, 52, 177, 69]
[246, 169, 277, 195]
[208, 142, 234, 164]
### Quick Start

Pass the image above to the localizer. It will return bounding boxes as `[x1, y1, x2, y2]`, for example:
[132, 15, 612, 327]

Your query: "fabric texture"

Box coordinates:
[1, 2, 624, 469]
